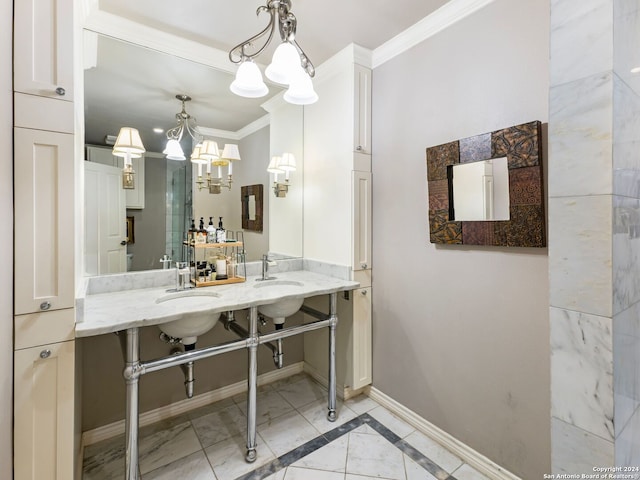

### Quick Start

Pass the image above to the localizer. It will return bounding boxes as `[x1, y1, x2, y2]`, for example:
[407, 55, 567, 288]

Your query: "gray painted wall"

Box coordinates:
[128, 157, 168, 271]
[370, 1, 550, 477]
[0, 0, 12, 475]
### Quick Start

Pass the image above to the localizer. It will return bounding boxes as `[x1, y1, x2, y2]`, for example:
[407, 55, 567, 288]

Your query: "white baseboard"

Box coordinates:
[82, 362, 304, 447]
[302, 362, 368, 400]
[368, 387, 521, 480]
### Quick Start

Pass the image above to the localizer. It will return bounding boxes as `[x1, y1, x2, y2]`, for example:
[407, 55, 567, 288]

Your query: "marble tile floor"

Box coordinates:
[83, 374, 489, 480]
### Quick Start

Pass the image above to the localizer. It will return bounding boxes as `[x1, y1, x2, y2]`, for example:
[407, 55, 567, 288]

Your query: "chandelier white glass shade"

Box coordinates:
[191, 141, 240, 194]
[229, 0, 318, 105]
[113, 127, 145, 189]
[268, 152, 296, 197]
[163, 94, 203, 161]
[230, 60, 269, 98]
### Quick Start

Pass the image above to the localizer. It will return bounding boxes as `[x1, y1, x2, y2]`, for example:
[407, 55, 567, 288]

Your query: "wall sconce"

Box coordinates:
[268, 152, 296, 197]
[113, 127, 145, 189]
[192, 141, 241, 194]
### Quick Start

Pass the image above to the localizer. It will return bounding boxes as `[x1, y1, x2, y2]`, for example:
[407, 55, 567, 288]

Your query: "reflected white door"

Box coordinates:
[84, 162, 126, 274]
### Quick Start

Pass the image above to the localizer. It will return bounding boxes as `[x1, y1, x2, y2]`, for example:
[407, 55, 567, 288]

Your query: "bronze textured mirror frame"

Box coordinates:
[241, 184, 264, 232]
[426, 120, 546, 247]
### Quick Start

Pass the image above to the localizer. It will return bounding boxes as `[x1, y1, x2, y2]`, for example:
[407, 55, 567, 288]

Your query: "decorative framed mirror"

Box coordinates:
[426, 120, 545, 247]
[241, 184, 264, 232]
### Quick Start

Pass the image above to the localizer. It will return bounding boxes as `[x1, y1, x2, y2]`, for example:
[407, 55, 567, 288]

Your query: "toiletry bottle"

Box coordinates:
[216, 217, 226, 243]
[194, 217, 205, 244]
[207, 217, 216, 243]
[215, 250, 227, 279]
[188, 218, 196, 243]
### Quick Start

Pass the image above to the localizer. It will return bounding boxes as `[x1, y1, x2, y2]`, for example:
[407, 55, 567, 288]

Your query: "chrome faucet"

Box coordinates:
[259, 254, 276, 281]
[175, 261, 191, 291]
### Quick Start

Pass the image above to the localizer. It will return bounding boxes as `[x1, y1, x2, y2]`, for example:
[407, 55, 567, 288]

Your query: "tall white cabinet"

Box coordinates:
[13, 0, 77, 478]
[303, 45, 373, 394]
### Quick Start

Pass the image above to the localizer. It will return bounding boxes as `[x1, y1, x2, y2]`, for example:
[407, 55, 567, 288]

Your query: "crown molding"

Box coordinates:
[372, 0, 497, 68]
[82, 10, 268, 74]
[198, 113, 270, 142]
[236, 114, 270, 139]
[198, 126, 240, 141]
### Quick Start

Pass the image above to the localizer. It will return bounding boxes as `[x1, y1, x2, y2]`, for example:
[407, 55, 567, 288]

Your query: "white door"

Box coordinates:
[84, 162, 127, 275]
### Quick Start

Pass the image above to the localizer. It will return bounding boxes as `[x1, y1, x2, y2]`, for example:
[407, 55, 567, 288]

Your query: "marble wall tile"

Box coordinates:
[548, 73, 613, 197]
[613, 307, 640, 430]
[613, 74, 640, 180]
[550, 307, 614, 440]
[615, 406, 640, 468]
[550, 0, 613, 86]
[551, 418, 614, 474]
[613, 196, 640, 313]
[614, 3, 640, 97]
[549, 196, 613, 317]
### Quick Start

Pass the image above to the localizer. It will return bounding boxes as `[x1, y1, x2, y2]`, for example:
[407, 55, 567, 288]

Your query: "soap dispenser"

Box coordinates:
[216, 217, 226, 243]
[206, 217, 216, 243]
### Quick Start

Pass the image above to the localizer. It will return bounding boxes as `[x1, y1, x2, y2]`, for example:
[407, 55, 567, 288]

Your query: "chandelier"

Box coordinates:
[163, 94, 203, 160]
[228, 0, 318, 105]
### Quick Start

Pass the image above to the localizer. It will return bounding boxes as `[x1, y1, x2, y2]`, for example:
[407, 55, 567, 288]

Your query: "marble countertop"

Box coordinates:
[76, 270, 359, 338]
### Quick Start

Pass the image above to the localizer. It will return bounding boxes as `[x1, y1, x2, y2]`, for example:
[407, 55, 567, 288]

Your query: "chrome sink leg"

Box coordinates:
[246, 306, 258, 462]
[123, 327, 141, 479]
[327, 292, 338, 422]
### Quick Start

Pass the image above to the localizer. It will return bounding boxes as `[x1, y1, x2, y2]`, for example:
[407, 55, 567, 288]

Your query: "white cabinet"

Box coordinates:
[14, 0, 74, 101]
[350, 287, 372, 390]
[353, 64, 372, 155]
[13, 0, 77, 476]
[14, 128, 75, 315]
[352, 170, 371, 272]
[14, 339, 75, 480]
[86, 145, 146, 209]
[303, 287, 372, 394]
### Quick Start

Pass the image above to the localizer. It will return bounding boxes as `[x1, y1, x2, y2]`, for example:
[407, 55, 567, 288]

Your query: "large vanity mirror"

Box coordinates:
[83, 33, 304, 275]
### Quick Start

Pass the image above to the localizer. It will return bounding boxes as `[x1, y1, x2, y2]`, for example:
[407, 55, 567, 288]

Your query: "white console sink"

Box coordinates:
[254, 280, 305, 321]
[155, 290, 221, 344]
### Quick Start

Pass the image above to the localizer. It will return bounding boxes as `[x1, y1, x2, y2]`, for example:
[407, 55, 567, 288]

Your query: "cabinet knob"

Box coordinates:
[55, 87, 66, 96]
[39, 349, 52, 359]
[360, 289, 368, 296]
[120, 240, 127, 246]
[360, 263, 368, 269]
[356, 145, 363, 151]
[40, 301, 51, 311]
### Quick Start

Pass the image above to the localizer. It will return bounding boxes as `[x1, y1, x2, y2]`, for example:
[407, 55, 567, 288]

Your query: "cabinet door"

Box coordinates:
[14, 0, 74, 101]
[351, 287, 372, 390]
[353, 65, 371, 154]
[14, 340, 75, 480]
[352, 170, 371, 272]
[14, 128, 75, 315]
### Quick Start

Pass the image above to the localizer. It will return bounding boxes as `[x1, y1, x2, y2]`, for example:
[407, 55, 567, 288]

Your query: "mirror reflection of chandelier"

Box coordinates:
[163, 94, 201, 161]
[192, 142, 241, 194]
[163, 94, 240, 193]
[228, 0, 318, 105]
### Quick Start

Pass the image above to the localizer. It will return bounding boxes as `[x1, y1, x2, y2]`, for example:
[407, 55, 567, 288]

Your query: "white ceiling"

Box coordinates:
[85, 0, 451, 152]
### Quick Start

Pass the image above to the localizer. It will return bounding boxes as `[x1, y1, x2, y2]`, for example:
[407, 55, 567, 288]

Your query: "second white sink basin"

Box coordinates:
[254, 280, 305, 320]
[155, 290, 221, 344]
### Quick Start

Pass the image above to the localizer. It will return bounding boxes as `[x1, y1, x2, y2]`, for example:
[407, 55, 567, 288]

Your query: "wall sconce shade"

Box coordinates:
[221, 144, 241, 162]
[199, 140, 220, 160]
[193, 142, 240, 194]
[112, 127, 145, 157]
[268, 153, 296, 197]
[113, 127, 145, 190]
